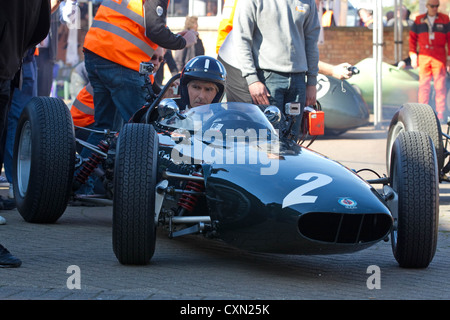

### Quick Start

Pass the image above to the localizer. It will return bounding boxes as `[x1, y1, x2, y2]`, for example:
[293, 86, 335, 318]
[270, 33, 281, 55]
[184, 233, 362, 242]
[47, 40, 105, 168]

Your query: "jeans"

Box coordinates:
[257, 69, 306, 139]
[4, 58, 38, 182]
[0, 80, 12, 148]
[82, 51, 147, 158]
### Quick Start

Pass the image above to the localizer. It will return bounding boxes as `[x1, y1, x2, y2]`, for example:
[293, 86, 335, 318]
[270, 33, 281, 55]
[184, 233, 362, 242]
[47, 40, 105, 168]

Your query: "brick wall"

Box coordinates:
[165, 26, 412, 84]
[319, 27, 411, 66]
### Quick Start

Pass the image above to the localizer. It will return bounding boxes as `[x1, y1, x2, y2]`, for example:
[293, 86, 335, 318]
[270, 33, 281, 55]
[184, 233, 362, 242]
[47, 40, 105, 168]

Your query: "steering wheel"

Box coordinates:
[203, 110, 254, 130]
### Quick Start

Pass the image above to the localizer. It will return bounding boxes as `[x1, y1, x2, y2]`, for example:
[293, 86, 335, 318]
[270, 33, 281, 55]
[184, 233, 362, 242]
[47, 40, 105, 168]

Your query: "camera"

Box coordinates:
[139, 61, 154, 75]
[285, 102, 301, 116]
[347, 66, 360, 75]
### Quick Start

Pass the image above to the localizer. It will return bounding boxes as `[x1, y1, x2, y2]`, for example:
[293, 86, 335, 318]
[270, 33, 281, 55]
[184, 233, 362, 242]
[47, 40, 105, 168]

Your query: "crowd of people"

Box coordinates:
[1, 0, 449, 268]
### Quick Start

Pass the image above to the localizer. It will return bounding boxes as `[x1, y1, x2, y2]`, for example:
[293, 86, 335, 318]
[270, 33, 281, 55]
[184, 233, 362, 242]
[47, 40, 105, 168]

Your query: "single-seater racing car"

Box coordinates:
[12, 60, 439, 269]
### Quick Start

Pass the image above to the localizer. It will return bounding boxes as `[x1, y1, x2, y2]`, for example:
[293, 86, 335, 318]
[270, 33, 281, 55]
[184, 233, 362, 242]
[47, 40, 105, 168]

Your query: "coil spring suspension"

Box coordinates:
[75, 140, 110, 185]
[177, 173, 204, 212]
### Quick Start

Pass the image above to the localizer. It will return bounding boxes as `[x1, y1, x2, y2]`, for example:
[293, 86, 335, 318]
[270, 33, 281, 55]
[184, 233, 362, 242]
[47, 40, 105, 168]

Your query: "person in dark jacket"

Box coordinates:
[0, 0, 60, 268]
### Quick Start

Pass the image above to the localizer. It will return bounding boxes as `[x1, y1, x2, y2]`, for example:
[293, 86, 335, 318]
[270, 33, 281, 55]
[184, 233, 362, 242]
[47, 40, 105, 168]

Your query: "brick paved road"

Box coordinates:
[0, 123, 449, 301]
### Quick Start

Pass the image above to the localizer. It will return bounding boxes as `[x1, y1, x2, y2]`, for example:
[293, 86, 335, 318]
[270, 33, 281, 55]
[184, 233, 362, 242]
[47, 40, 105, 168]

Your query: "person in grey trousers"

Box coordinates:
[233, 0, 320, 140]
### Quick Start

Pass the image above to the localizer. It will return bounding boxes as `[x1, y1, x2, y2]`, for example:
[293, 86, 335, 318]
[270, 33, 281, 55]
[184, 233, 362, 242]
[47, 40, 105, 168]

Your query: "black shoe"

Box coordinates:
[0, 195, 16, 210]
[0, 244, 22, 268]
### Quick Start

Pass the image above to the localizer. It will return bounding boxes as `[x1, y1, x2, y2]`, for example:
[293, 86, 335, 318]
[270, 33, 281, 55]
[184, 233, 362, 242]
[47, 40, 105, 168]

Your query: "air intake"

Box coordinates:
[298, 212, 392, 243]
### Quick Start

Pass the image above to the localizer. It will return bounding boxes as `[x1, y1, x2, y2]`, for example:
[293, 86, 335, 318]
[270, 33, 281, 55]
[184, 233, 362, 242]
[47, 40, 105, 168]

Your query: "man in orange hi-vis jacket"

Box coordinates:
[409, 0, 450, 122]
[71, 46, 167, 135]
[81, 0, 197, 157]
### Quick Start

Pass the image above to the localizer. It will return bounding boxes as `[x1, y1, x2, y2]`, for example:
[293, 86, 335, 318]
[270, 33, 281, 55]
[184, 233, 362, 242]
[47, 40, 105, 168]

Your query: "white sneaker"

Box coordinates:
[0, 216, 6, 225]
[8, 183, 14, 199]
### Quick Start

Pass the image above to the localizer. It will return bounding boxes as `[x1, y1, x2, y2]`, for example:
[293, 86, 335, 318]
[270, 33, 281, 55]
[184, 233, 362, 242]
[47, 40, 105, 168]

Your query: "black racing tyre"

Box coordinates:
[389, 131, 439, 268]
[113, 123, 158, 265]
[13, 97, 76, 223]
[386, 103, 443, 174]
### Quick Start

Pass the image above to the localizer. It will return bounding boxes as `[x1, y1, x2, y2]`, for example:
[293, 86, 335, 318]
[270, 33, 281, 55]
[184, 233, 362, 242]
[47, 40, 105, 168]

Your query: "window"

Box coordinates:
[168, 0, 222, 17]
[168, 0, 189, 17]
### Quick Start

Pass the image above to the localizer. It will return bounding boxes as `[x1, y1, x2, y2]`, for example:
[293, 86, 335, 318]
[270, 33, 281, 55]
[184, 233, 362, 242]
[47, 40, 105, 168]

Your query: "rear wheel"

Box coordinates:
[389, 131, 439, 268]
[13, 97, 76, 223]
[386, 103, 443, 174]
[113, 123, 158, 265]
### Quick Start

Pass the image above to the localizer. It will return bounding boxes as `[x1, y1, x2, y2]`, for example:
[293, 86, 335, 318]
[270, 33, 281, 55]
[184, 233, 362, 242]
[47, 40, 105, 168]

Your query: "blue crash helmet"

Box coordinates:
[179, 55, 227, 109]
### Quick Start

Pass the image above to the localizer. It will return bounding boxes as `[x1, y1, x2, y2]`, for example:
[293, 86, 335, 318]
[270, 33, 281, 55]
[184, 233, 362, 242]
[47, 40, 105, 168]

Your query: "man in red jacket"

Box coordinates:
[409, 0, 450, 122]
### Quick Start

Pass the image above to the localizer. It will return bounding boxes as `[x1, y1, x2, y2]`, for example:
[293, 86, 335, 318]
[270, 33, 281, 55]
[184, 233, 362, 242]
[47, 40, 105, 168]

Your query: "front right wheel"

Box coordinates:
[389, 131, 439, 268]
[113, 123, 158, 265]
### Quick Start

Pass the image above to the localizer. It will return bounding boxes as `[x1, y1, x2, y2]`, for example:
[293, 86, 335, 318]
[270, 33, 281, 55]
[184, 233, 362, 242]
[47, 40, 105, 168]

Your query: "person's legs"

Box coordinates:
[286, 72, 307, 139]
[108, 64, 148, 123]
[77, 52, 147, 194]
[0, 80, 21, 268]
[218, 55, 253, 103]
[82, 52, 118, 156]
[0, 80, 11, 209]
[0, 80, 16, 207]
[418, 55, 432, 105]
[82, 51, 147, 155]
[4, 59, 37, 184]
[431, 58, 447, 119]
[0, 80, 11, 144]
[259, 70, 306, 140]
[76, 53, 117, 195]
[257, 69, 289, 107]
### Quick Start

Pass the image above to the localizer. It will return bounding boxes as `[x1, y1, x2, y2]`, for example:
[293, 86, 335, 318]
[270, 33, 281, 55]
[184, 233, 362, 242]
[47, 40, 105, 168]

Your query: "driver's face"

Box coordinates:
[187, 80, 218, 108]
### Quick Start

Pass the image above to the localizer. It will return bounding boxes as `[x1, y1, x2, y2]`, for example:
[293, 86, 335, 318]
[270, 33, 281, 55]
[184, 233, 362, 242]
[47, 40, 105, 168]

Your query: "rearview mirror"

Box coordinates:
[264, 105, 281, 124]
[158, 99, 181, 118]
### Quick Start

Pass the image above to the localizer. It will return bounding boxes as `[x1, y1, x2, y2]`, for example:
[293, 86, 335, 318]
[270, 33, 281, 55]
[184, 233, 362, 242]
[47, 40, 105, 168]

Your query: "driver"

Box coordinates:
[131, 55, 227, 124]
[178, 55, 226, 110]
